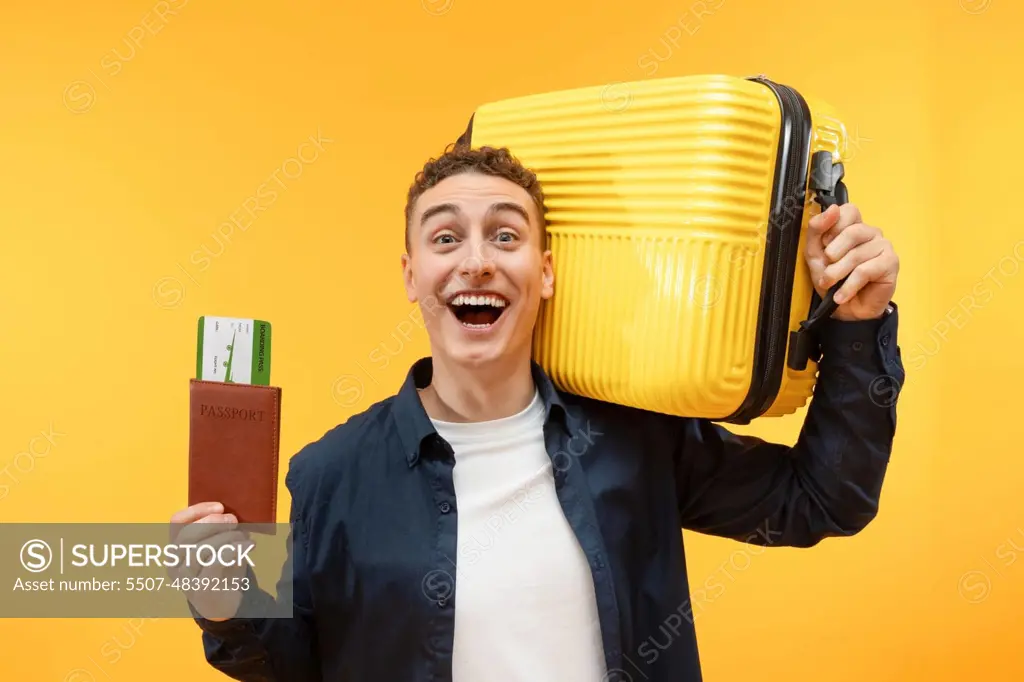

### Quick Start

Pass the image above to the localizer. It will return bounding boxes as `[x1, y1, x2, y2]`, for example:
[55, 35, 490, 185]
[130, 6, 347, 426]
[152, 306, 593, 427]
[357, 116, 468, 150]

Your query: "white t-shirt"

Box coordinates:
[430, 389, 608, 682]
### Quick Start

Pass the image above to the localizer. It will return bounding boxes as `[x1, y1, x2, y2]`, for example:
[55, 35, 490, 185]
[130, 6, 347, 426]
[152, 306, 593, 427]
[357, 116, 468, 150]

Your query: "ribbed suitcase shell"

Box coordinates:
[461, 74, 850, 422]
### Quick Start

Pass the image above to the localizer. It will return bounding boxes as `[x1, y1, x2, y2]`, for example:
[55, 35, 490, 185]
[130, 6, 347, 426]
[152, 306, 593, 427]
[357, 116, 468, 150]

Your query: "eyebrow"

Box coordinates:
[419, 201, 531, 227]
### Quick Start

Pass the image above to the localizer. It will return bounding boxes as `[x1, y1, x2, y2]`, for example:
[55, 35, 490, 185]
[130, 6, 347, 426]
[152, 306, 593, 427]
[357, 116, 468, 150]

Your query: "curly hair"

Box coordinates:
[404, 144, 547, 252]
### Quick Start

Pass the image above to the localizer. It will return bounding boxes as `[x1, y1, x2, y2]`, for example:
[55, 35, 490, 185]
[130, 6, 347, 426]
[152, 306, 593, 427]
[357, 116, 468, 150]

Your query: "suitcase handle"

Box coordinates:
[787, 152, 850, 371]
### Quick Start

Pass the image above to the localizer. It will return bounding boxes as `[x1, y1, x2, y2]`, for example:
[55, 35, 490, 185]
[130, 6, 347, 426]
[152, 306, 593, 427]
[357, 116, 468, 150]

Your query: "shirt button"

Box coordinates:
[439, 501, 451, 513]
[438, 597, 448, 608]
[881, 334, 890, 347]
[852, 341, 863, 351]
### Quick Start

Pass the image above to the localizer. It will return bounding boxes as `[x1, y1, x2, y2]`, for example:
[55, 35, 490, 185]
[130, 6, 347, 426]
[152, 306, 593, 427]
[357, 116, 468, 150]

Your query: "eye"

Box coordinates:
[496, 230, 517, 243]
[434, 233, 457, 245]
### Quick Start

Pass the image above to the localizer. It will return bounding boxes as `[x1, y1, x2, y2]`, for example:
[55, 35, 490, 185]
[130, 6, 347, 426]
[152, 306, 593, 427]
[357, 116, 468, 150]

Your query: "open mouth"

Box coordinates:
[448, 293, 509, 329]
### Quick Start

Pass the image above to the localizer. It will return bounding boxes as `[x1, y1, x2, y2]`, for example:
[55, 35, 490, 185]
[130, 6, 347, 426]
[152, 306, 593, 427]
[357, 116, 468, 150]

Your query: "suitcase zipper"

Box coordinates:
[725, 76, 812, 424]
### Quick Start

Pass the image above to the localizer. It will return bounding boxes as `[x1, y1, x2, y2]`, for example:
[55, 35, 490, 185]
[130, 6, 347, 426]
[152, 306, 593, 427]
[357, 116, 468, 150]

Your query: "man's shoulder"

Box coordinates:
[553, 386, 681, 430]
[283, 394, 400, 502]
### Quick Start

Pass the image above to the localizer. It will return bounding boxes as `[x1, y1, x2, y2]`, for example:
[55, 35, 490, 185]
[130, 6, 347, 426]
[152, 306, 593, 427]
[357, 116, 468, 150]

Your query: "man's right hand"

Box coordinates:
[169, 501, 253, 622]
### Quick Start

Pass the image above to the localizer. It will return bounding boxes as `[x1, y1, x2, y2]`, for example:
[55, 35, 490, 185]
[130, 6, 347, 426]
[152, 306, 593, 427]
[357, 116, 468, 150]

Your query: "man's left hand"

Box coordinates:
[805, 203, 899, 322]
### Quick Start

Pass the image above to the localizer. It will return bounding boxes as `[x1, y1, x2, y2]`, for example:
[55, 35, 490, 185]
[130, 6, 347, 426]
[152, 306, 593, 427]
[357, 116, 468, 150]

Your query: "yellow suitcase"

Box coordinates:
[453, 74, 854, 423]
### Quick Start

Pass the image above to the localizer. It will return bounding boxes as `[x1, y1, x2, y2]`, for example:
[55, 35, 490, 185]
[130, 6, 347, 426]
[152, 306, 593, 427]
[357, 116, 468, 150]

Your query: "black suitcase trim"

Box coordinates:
[724, 77, 813, 424]
[455, 114, 475, 148]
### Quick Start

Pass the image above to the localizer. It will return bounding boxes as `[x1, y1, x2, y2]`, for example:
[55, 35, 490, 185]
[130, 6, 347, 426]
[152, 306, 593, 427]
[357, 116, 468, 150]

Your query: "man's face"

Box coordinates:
[402, 171, 554, 369]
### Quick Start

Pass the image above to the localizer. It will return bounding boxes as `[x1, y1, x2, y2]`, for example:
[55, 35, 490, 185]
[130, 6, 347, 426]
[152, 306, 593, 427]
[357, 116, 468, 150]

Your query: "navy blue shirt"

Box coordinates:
[194, 305, 904, 682]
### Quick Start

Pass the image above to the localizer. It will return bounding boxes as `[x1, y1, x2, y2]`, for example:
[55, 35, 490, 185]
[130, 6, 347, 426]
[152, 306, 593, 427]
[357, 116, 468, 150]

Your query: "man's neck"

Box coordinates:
[420, 352, 537, 423]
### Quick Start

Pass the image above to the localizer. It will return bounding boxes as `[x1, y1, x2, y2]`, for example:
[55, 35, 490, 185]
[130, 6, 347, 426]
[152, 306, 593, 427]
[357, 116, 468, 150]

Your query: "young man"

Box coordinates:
[173, 145, 904, 681]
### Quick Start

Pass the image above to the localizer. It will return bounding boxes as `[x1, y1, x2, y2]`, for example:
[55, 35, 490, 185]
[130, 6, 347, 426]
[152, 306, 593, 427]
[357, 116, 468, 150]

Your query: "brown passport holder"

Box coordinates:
[188, 379, 282, 526]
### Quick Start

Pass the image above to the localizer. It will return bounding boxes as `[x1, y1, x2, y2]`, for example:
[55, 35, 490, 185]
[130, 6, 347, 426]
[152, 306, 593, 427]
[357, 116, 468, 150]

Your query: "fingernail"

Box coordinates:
[833, 292, 844, 304]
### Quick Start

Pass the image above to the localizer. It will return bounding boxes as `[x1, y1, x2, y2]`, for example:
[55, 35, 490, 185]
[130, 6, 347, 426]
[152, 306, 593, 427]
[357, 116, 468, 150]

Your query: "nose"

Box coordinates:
[458, 237, 497, 280]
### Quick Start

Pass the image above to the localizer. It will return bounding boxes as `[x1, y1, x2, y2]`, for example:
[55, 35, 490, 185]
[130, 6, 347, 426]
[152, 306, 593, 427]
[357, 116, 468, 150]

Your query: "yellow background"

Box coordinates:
[1, 0, 1021, 679]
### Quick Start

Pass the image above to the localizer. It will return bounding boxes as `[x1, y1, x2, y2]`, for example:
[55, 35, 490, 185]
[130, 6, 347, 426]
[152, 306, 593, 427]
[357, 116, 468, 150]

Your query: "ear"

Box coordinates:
[401, 252, 417, 303]
[540, 249, 555, 300]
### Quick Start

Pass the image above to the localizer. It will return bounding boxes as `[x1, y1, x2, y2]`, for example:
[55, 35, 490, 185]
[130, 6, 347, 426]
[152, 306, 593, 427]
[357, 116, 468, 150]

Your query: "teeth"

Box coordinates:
[450, 294, 507, 308]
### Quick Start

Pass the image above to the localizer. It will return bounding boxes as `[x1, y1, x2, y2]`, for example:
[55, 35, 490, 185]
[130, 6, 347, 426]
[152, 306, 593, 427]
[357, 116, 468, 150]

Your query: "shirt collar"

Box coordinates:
[393, 357, 572, 467]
